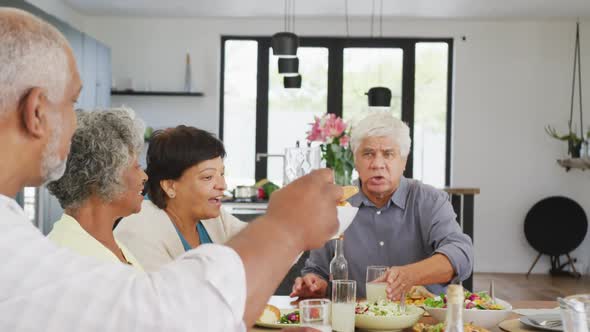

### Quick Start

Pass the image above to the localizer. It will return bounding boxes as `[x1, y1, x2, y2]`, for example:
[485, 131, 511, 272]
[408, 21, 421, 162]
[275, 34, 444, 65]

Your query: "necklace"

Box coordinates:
[165, 209, 200, 248]
[119, 248, 132, 266]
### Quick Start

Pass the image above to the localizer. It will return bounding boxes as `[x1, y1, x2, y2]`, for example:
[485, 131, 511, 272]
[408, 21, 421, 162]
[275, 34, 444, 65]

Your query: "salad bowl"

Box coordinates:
[423, 291, 512, 328]
[355, 300, 424, 331]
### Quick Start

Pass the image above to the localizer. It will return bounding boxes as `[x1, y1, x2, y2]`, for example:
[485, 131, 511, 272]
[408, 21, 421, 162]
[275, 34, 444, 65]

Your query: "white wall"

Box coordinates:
[83, 15, 590, 275]
[26, 0, 85, 30]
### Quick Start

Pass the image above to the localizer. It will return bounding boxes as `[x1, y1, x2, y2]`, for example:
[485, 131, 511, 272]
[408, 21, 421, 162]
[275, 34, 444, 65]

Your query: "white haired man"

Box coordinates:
[291, 112, 473, 301]
[0, 8, 339, 332]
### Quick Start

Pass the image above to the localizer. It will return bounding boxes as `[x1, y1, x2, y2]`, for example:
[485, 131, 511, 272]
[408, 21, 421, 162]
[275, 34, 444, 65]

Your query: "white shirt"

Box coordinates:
[0, 194, 247, 332]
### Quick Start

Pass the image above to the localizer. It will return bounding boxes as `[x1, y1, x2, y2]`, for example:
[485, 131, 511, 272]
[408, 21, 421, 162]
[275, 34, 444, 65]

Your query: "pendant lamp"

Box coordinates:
[272, 0, 298, 57]
[284, 74, 302, 88]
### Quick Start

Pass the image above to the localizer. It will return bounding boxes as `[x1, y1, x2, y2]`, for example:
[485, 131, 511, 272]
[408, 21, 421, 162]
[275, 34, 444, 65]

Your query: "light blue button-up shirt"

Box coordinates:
[301, 176, 474, 297]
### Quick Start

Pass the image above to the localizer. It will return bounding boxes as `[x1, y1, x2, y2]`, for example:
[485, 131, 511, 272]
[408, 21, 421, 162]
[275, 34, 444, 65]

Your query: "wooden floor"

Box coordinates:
[473, 273, 590, 302]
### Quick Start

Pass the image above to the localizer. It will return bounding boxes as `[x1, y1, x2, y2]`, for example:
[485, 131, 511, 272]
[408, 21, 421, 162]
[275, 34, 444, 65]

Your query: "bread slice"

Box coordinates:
[408, 286, 435, 299]
[258, 304, 281, 324]
[338, 186, 359, 206]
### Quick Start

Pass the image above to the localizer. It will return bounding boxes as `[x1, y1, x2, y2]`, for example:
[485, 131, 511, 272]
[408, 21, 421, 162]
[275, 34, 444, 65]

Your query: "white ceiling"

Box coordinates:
[64, 0, 590, 19]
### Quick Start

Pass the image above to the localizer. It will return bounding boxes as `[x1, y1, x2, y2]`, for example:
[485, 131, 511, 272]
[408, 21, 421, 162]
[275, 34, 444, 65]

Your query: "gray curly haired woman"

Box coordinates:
[47, 107, 147, 269]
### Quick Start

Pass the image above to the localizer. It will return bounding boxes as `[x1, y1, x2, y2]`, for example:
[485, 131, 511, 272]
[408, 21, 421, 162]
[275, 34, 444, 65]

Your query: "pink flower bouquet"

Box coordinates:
[307, 114, 354, 185]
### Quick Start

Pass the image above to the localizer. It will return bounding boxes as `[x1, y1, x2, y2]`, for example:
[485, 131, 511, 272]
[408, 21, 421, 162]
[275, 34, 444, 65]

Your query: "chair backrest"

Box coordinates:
[274, 251, 311, 295]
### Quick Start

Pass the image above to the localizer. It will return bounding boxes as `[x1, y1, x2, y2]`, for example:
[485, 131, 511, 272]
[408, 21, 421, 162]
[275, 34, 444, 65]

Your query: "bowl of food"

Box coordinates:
[404, 286, 436, 306]
[355, 300, 425, 331]
[423, 291, 512, 328]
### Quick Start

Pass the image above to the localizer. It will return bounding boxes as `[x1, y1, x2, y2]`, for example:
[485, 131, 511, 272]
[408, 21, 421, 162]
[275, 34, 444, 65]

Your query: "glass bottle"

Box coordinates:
[444, 284, 464, 332]
[184, 53, 192, 92]
[329, 235, 348, 281]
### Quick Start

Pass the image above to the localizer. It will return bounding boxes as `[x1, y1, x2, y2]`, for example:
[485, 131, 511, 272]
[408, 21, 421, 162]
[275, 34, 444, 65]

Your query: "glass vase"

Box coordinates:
[333, 164, 352, 186]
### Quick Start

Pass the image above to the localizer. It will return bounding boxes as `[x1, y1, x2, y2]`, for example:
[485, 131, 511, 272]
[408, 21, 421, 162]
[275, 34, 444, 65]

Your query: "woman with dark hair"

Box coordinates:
[115, 126, 247, 271]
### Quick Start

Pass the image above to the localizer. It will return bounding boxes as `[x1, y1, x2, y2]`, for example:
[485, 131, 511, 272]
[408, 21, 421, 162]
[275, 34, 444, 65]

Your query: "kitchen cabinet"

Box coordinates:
[0, 0, 111, 112]
[96, 43, 112, 108]
[1, 0, 112, 234]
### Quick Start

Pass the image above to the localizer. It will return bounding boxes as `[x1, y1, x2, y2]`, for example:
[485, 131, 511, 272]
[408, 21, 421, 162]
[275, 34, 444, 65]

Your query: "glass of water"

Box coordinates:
[283, 146, 322, 185]
[299, 298, 331, 332]
[560, 295, 590, 332]
[366, 265, 388, 302]
[331, 280, 356, 332]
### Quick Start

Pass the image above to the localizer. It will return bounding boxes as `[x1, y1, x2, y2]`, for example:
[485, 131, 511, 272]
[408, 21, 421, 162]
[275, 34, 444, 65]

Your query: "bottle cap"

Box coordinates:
[447, 284, 464, 304]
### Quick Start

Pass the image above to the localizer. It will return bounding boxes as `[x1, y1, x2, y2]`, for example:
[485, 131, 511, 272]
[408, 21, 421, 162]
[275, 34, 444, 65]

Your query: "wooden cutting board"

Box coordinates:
[498, 319, 544, 332]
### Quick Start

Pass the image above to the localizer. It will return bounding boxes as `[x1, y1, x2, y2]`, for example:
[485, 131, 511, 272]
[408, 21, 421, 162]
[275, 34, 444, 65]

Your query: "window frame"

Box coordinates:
[219, 36, 453, 186]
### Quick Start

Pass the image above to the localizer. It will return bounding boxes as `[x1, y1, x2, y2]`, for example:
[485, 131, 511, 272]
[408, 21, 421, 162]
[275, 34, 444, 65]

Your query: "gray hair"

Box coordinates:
[0, 8, 70, 113]
[48, 107, 145, 210]
[350, 111, 412, 158]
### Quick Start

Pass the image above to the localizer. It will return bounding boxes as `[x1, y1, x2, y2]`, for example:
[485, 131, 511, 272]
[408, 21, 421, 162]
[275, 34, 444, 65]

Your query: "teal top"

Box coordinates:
[173, 222, 213, 252]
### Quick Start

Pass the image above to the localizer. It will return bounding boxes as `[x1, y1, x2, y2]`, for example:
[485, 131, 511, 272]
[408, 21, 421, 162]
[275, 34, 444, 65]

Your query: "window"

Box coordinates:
[414, 43, 450, 187]
[221, 40, 258, 189]
[23, 187, 37, 223]
[220, 37, 452, 188]
[15, 187, 38, 227]
[267, 47, 329, 185]
[342, 48, 403, 122]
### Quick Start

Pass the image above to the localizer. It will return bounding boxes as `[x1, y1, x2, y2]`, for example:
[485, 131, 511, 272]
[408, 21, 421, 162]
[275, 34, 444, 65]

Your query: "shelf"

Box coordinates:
[443, 188, 480, 195]
[111, 90, 204, 97]
[557, 158, 590, 171]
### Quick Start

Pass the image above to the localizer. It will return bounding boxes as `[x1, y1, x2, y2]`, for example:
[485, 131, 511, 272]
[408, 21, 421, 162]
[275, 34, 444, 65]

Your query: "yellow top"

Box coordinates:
[48, 214, 144, 271]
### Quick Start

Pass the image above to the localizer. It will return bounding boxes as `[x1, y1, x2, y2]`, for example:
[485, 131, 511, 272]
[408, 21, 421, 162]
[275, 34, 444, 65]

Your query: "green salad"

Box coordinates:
[424, 291, 504, 310]
[355, 299, 418, 317]
[278, 311, 299, 324]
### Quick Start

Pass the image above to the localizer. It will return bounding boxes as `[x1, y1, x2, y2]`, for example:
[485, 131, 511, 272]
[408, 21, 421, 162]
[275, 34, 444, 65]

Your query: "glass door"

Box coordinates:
[266, 47, 329, 185]
[342, 47, 403, 122]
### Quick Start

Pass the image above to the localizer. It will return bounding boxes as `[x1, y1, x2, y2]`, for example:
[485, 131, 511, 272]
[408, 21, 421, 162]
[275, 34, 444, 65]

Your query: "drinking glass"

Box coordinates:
[331, 280, 356, 332]
[299, 298, 331, 332]
[366, 265, 388, 302]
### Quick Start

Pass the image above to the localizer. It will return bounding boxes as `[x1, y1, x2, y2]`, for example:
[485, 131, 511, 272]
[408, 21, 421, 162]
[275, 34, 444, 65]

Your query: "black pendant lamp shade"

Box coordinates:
[366, 87, 392, 107]
[271, 32, 299, 57]
[278, 57, 299, 75]
[284, 74, 302, 88]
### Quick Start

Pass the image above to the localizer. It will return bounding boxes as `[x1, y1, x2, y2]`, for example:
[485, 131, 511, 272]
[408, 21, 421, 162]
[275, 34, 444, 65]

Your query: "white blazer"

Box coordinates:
[115, 200, 248, 271]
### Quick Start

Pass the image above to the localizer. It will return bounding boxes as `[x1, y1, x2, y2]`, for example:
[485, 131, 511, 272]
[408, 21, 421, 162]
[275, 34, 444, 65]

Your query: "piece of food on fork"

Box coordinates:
[338, 186, 359, 206]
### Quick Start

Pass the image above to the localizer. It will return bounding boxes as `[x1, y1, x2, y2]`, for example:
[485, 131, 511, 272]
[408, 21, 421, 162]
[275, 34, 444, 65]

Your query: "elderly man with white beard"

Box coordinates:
[0, 7, 339, 332]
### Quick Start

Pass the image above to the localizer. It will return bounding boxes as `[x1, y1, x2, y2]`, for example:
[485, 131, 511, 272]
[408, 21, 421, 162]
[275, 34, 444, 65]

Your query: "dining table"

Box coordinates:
[249, 297, 557, 332]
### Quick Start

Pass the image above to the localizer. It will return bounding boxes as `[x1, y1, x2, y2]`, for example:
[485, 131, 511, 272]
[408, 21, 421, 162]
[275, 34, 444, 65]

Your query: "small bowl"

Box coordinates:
[336, 206, 359, 236]
[355, 305, 424, 331]
[424, 298, 512, 328]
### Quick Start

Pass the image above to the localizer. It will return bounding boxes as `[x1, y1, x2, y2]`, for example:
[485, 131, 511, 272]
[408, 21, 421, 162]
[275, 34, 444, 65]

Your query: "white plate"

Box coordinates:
[255, 308, 300, 329]
[519, 314, 563, 331]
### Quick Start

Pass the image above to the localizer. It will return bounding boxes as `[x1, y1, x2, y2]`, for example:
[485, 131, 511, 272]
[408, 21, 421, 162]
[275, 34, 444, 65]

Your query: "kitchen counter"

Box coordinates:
[222, 201, 268, 222]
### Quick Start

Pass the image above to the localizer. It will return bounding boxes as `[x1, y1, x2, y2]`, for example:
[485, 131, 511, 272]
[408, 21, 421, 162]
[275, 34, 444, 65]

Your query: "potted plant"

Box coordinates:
[547, 22, 587, 160]
[545, 126, 583, 158]
[144, 126, 154, 142]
